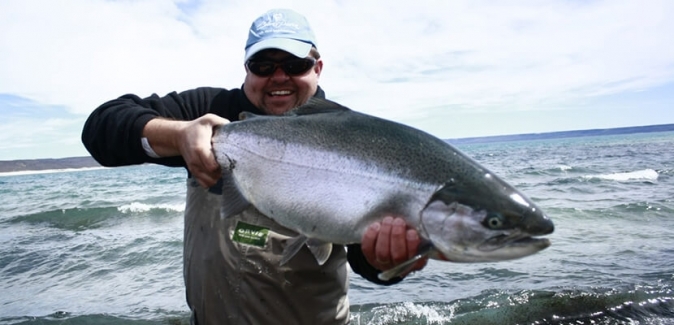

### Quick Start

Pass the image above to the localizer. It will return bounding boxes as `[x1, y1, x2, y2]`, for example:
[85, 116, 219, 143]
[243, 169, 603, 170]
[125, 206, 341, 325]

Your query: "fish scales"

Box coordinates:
[223, 103, 467, 185]
[212, 98, 554, 272]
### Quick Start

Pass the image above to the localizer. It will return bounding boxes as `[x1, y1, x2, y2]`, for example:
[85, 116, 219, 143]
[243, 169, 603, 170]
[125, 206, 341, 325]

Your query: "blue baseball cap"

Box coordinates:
[244, 9, 318, 61]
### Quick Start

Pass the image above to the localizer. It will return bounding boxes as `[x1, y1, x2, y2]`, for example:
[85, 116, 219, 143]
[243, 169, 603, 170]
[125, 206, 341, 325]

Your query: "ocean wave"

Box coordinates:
[5, 286, 673, 325]
[519, 165, 595, 177]
[607, 201, 673, 215]
[0, 312, 190, 325]
[7, 203, 184, 230]
[583, 169, 658, 182]
[7, 207, 120, 230]
[558, 165, 573, 172]
[349, 286, 674, 325]
[547, 169, 659, 185]
[655, 168, 674, 176]
[117, 202, 185, 214]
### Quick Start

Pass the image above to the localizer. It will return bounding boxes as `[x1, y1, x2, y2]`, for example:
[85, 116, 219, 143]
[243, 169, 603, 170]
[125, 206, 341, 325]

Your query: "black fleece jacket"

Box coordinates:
[81, 86, 402, 285]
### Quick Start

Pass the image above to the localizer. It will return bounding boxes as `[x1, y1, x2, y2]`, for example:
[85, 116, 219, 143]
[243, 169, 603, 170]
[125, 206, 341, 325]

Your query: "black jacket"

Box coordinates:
[81, 86, 402, 285]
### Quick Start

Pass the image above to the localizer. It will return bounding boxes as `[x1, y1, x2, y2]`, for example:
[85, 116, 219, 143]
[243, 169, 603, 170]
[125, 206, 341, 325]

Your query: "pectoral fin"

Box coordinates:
[281, 235, 333, 266]
[281, 235, 307, 266]
[378, 245, 432, 281]
[306, 238, 332, 266]
[220, 171, 251, 219]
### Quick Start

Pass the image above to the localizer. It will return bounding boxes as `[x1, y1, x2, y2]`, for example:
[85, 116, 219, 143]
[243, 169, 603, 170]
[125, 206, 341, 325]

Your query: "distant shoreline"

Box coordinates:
[0, 156, 102, 173]
[2, 123, 673, 173]
[446, 123, 674, 145]
[0, 166, 107, 177]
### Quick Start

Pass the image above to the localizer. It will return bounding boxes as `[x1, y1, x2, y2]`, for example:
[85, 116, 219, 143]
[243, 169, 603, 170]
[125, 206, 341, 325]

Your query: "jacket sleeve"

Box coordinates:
[346, 244, 404, 285]
[81, 87, 227, 167]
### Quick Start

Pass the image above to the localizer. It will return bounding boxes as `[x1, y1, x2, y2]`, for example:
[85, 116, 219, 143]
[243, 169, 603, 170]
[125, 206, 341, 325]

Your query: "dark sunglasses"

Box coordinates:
[246, 58, 316, 77]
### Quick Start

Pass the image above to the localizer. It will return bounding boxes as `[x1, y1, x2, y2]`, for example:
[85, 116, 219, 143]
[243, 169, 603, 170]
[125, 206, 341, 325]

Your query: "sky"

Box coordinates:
[1, 0, 673, 160]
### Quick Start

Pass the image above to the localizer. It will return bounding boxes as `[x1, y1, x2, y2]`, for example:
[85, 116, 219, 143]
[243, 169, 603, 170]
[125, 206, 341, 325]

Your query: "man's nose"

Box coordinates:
[270, 65, 290, 81]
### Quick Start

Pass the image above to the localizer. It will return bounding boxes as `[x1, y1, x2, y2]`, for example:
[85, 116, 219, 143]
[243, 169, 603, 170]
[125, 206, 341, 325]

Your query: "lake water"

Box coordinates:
[1, 131, 673, 324]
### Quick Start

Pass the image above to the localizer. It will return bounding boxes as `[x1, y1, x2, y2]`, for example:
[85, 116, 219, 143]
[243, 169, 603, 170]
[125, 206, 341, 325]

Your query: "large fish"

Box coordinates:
[212, 98, 554, 280]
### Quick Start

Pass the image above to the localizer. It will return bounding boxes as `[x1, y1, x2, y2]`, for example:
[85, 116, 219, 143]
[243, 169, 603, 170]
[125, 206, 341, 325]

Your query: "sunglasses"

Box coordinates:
[246, 58, 316, 77]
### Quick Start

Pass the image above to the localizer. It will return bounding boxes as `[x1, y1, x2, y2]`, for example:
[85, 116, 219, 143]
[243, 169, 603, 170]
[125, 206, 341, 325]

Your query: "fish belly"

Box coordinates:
[221, 140, 432, 244]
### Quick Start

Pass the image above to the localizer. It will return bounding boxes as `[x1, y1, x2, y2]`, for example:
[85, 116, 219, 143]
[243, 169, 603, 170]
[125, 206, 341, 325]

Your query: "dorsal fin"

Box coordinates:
[239, 111, 261, 121]
[285, 98, 351, 116]
[238, 99, 349, 120]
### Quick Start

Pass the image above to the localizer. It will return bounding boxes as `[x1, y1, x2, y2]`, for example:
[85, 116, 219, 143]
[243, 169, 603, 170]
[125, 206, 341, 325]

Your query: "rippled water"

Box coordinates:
[1, 131, 673, 324]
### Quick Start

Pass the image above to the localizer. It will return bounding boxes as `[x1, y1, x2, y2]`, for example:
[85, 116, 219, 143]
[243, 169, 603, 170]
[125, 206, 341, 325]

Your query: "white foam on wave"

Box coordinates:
[118, 202, 185, 213]
[559, 165, 573, 172]
[401, 302, 453, 324]
[584, 169, 659, 182]
[367, 302, 453, 324]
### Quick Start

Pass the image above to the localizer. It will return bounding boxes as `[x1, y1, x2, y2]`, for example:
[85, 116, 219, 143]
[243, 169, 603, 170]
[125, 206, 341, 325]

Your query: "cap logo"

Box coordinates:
[251, 13, 301, 38]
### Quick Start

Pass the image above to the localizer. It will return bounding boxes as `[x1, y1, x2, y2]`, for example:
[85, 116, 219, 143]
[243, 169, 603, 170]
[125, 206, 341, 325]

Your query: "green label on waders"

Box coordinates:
[232, 221, 269, 247]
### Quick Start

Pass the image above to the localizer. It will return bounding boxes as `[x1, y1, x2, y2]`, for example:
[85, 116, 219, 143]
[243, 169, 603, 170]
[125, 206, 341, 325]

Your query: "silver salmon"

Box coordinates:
[212, 98, 554, 280]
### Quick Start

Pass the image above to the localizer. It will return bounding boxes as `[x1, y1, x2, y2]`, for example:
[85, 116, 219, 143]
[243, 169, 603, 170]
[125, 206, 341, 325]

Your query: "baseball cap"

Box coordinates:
[244, 9, 318, 62]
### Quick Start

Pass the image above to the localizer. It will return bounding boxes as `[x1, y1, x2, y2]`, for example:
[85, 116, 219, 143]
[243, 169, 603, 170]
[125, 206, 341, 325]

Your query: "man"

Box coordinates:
[82, 8, 426, 324]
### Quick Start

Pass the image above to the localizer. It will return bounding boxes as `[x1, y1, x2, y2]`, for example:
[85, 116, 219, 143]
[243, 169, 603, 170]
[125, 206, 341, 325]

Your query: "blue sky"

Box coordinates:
[1, 0, 673, 160]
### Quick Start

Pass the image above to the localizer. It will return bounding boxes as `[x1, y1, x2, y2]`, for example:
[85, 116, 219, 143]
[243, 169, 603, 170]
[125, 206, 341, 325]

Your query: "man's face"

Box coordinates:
[243, 49, 323, 115]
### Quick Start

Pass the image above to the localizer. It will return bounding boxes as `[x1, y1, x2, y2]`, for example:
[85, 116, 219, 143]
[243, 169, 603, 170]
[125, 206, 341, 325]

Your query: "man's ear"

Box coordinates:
[314, 59, 324, 77]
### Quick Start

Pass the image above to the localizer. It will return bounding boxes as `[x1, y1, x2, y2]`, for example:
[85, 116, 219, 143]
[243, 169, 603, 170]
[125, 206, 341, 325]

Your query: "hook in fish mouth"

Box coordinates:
[478, 233, 551, 252]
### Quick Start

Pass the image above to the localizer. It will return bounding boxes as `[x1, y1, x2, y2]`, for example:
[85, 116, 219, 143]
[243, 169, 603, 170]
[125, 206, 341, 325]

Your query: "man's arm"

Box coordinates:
[82, 87, 230, 186]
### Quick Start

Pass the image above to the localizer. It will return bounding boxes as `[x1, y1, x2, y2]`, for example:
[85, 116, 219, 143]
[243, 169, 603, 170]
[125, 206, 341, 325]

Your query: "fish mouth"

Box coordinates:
[478, 233, 551, 252]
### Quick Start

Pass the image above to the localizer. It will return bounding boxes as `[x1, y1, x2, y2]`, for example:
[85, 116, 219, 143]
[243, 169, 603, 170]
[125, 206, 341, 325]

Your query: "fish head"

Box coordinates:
[420, 174, 554, 263]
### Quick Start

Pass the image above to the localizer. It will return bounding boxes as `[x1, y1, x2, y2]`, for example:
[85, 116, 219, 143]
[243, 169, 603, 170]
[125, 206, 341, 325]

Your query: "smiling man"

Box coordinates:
[82, 8, 426, 325]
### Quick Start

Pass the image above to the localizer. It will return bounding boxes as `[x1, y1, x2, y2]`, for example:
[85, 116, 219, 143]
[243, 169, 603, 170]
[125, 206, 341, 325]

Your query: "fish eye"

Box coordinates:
[484, 213, 505, 229]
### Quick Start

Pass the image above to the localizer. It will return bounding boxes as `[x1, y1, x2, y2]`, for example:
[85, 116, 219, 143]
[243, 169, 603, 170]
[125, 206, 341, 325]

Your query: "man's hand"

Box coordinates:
[143, 114, 229, 188]
[177, 114, 229, 188]
[361, 216, 428, 277]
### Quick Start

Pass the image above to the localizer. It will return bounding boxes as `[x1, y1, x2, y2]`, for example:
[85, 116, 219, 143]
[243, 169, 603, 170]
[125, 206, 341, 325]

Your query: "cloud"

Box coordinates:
[316, 1, 674, 116]
[0, 0, 673, 159]
[0, 95, 86, 160]
[0, 0, 240, 114]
